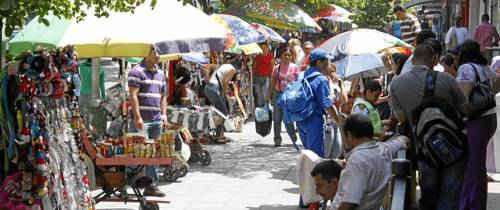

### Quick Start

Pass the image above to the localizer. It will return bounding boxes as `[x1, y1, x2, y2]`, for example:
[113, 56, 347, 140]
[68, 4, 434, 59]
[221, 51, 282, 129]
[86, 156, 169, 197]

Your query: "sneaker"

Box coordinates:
[274, 138, 282, 147]
[143, 186, 165, 197]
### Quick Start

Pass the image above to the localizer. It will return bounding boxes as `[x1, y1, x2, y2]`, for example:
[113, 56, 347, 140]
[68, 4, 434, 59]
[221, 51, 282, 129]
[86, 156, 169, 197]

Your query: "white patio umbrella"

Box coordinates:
[317, 28, 412, 57]
[335, 53, 387, 80]
[58, 0, 227, 57]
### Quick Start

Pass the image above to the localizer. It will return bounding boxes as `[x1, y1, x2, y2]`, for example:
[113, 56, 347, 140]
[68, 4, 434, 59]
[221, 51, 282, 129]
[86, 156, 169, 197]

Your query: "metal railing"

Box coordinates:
[389, 149, 412, 210]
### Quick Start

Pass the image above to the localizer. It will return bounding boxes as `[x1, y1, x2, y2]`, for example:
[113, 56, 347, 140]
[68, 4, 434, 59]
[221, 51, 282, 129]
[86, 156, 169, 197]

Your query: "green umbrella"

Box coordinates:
[8, 14, 71, 56]
[223, 0, 320, 32]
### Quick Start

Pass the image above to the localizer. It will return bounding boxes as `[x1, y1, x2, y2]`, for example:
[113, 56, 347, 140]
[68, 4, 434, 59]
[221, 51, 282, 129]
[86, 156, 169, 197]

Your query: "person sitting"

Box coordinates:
[330, 114, 409, 210]
[311, 160, 343, 204]
[351, 80, 390, 140]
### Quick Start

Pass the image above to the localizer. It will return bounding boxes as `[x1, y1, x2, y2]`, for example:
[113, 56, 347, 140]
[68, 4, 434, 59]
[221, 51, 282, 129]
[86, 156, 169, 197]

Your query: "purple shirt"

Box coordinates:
[474, 22, 500, 50]
[128, 62, 166, 122]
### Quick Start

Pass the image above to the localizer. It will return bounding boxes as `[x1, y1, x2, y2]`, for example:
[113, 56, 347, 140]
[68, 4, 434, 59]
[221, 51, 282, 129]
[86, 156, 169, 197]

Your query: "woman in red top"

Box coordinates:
[253, 42, 275, 107]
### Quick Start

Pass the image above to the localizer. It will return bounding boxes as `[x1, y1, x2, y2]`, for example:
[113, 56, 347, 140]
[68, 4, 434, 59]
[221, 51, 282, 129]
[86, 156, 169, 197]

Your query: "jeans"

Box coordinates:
[204, 84, 228, 137]
[271, 90, 297, 144]
[419, 158, 466, 210]
[460, 113, 497, 210]
[253, 76, 269, 108]
[128, 120, 162, 186]
[324, 122, 342, 159]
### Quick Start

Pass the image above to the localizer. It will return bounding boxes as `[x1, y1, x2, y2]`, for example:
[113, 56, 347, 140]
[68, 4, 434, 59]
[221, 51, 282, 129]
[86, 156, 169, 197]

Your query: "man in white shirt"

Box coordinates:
[445, 17, 468, 51]
[400, 30, 444, 75]
[329, 114, 408, 210]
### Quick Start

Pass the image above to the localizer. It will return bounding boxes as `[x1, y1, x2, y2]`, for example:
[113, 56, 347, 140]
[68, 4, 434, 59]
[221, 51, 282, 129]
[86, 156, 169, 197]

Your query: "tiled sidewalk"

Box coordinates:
[94, 122, 500, 210]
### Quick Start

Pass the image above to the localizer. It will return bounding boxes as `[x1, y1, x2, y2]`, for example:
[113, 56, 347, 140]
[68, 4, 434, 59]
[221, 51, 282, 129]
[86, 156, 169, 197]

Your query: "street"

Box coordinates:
[95, 121, 500, 210]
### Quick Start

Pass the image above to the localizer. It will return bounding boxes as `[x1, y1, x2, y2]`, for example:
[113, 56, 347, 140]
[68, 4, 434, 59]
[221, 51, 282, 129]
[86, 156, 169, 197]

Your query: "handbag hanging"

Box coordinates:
[468, 63, 496, 119]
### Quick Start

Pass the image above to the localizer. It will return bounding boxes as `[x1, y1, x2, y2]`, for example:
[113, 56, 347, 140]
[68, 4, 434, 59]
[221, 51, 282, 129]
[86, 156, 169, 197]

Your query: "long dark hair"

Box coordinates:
[458, 39, 488, 66]
[278, 47, 293, 60]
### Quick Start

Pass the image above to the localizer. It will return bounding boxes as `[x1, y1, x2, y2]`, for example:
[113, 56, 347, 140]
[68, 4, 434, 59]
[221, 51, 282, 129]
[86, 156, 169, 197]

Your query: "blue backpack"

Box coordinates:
[278, 71, 322, 123]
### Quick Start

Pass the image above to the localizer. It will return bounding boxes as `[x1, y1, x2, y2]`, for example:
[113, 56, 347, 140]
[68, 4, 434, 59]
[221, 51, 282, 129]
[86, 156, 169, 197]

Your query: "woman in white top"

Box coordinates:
[456, 40, 497, 210]
[445, 17, 469, 51]
[204, 63, 237, 143]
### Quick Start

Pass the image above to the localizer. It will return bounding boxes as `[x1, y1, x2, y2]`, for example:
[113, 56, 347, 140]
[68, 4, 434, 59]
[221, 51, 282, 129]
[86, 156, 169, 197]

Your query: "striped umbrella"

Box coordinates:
[211, 14, 266, 54]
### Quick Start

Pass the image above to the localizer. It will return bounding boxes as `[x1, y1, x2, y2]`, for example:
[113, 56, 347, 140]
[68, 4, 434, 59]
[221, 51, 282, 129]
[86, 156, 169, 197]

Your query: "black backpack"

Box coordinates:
[411, 70, 468, 167]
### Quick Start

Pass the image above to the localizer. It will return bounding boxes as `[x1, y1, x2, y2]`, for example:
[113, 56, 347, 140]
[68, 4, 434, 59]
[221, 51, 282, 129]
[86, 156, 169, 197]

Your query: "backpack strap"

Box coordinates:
[423, 70, 438, 98]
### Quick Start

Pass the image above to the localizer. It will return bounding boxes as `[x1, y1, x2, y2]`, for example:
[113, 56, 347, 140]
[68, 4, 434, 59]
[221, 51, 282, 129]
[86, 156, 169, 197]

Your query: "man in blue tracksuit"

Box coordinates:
[297, 49, 341, 157]
[297, 49, 342, 208]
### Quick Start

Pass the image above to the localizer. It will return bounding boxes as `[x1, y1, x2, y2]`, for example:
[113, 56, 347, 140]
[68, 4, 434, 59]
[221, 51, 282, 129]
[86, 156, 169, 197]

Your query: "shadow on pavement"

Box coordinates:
[247, 204, 300, 210]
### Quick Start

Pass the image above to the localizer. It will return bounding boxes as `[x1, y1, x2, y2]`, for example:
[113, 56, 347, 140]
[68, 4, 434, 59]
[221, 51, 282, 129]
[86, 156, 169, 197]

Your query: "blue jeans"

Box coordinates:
[272, 90, 297, 143]
[419, 158, 466, 210]
[253, 76, 269, 108]
[128, 120, 162, 186]
[324, 122, 342, 159]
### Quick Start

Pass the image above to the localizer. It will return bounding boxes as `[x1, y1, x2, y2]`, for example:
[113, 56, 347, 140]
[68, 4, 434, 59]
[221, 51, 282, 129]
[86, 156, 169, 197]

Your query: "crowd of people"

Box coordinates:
[117, 4, 500, 209]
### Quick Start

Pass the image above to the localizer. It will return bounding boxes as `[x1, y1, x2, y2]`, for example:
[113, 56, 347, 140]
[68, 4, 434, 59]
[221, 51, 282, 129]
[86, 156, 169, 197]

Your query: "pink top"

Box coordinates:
[273, 63, 300, 91]
[474, 22, 500, 50]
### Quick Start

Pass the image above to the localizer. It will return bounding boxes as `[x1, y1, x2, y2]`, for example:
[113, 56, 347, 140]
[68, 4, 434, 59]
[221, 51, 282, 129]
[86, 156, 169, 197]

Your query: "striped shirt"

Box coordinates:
[400, 13, 421, 44]
[128, 62, 166, 122]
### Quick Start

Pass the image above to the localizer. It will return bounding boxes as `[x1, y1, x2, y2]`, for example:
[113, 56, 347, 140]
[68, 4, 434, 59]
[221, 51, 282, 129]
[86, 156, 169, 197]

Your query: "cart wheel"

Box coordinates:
[139, 201, 159, 210]
[188, 152, 201, 164]
[179, 164, 188, 177]
[163, 167, 179, 182]
[200, 151, 212, 166]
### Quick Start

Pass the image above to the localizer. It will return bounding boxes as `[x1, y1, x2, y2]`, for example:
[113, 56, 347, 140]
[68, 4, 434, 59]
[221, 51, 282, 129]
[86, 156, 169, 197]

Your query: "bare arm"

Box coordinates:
[160, 92, 167, 116]
[338, 79, 348, 104]
[266, 71, 277, 101]
[338, 203, 357, 210]
[223, 70, 236, 95]
[395, 111, 408, 124]
[129, 87, 141, 120]
[326, 106, 341, 124]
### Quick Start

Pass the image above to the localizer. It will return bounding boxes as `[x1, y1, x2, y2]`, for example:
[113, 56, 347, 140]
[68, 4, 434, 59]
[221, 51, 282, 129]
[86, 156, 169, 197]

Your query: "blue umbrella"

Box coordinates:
[217, 14, 266, 45]
[252, 23, 286, 43]
[181, 53, 208, 65]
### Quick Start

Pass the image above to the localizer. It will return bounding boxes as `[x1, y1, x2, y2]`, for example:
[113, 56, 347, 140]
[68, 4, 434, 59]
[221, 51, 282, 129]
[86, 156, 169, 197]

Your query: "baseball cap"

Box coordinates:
[310, 49, 332, 62]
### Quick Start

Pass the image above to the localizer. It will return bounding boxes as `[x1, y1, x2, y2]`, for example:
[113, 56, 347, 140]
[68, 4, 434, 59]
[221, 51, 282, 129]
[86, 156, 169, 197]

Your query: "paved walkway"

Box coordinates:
[95, 122, 500, 210]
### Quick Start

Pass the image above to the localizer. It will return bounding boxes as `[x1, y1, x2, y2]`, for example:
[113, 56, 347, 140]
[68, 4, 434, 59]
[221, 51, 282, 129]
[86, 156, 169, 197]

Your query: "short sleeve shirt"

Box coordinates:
[456, 63, 496, 86]
[273, 63, 300, 91]
[304, 67, 334, 116]
[127, 62, 166, 122]
[331, 137, 407, 210]
[390, 65, 468, 123]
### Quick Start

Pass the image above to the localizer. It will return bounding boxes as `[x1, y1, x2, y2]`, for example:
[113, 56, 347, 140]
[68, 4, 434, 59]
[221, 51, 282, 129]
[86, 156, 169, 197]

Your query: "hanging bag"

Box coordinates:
[446, 27, 458, 51]
[467, 63, 496, 119]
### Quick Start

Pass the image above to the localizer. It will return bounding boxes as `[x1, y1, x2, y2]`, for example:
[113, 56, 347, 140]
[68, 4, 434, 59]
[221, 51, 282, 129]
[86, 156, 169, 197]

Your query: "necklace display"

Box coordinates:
[0, 46, 93, 209]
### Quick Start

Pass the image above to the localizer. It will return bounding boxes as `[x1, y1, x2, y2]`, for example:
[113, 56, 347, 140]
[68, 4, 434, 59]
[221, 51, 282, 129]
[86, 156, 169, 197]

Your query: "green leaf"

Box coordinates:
[39, 17, 50, 26]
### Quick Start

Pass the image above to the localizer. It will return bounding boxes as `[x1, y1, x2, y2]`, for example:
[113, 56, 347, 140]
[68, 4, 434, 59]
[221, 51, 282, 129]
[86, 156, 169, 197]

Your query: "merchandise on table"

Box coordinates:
[0, 47, 93, 209]
[95, 132, 176, 159]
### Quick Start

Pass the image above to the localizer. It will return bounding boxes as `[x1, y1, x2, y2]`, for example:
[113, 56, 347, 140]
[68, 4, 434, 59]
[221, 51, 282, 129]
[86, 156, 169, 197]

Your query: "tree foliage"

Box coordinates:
[0, 0, 155, 37]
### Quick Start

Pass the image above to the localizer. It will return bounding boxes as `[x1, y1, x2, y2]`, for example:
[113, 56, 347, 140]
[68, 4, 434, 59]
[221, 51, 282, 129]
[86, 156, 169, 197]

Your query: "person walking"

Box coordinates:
[445, 17, 468, 52]
[265, 48, 300, 147]
[473, 14, 499, 64]
[253, 42, 275, 108]
[127, 46, 168, 197]
[393, 5, 421, 46]
[294, 49, 341, 157]
[456, 40, 497, 210]
[390, 44, 470, 209]
[289, 38, 305, 66]
[204, 63, 237, 144]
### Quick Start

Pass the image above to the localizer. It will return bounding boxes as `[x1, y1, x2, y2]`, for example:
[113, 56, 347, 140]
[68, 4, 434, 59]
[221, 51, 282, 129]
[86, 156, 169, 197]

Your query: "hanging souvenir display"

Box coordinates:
[0, 46, 93, 210]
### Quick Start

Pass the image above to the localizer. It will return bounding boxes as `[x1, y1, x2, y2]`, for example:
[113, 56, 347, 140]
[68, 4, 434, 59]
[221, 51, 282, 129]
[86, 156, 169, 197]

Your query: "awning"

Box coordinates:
[404, 0, 440, 8]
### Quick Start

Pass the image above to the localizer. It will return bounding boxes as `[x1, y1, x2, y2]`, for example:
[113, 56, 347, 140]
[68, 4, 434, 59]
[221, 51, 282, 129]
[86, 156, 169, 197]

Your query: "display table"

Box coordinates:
[96, 157, 174, 166]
